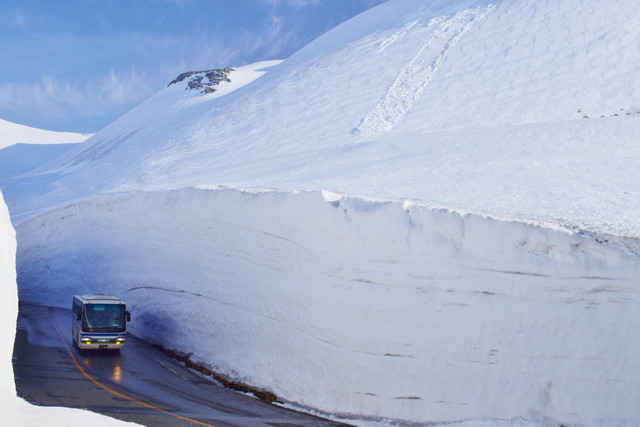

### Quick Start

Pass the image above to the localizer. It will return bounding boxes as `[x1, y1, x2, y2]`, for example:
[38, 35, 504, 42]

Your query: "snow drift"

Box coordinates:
[7, 0, 640, 425]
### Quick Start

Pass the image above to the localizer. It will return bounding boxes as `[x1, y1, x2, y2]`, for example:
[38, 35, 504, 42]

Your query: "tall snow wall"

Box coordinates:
[15, 187, 640, 426]
[0, 193, 18, 399]
[2, 192, 135, 426]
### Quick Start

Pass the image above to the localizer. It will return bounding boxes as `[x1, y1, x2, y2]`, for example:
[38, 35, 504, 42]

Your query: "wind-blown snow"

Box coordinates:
[1, 191, 134, 426]
[5, 0, 640, 425]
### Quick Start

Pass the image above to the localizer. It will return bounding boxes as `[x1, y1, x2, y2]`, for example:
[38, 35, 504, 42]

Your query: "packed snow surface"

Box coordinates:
[5, 0, 640, 425]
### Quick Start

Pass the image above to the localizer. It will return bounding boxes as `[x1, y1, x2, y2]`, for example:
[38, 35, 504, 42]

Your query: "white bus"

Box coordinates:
[71, 295, 131, 351]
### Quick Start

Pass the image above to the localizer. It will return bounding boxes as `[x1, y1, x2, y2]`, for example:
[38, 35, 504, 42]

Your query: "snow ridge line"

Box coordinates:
[352, 4, 496, 139]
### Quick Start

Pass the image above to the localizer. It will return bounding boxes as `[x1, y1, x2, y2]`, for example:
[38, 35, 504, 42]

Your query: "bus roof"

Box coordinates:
[75, 294, 123, 304]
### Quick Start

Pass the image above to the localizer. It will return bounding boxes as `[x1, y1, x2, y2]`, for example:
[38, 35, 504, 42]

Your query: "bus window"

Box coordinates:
[82, 304, 126, 333]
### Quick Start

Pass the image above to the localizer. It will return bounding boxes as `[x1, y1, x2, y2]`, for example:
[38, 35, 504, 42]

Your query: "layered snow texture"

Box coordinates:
[7, 0, 640, 425]
[0, 191, 134, 426]
[16, 188, 640, 426]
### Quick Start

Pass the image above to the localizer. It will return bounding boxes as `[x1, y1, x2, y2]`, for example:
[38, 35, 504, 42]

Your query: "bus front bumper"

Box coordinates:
[78, 336, 126, 350]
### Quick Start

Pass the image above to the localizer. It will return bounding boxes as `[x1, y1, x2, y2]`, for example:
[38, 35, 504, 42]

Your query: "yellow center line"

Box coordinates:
[46, 313, 215, 427]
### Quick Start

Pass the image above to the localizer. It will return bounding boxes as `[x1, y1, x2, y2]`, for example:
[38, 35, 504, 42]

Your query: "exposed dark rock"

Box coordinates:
[168, 68, 234, 94]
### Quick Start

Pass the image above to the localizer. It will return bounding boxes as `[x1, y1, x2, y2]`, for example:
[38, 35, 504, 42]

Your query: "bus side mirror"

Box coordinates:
[126, 311, 131, 322]
[77, 313, 81, 321]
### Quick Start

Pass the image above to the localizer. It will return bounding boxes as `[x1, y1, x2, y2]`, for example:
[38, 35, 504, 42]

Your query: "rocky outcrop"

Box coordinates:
[168, 68, 234, 94]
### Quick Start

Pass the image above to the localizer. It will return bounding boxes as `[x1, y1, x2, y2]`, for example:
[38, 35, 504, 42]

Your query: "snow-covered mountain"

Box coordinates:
[7, 0, 640, 236]
[6, 0, 640, 425]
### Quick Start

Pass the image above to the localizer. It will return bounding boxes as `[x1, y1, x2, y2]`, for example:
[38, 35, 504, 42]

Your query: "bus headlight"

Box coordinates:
[81, 337, 91, 343]
[115, 337, 125, 343]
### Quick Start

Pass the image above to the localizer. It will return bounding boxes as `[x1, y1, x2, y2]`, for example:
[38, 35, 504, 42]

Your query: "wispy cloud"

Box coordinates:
[0, 68, 155, 131]
[0, 0, 386, 132]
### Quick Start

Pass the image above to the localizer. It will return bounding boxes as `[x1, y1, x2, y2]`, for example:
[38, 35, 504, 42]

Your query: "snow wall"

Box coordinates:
[15, 187, 640, 426]
[1, 191, 134, 426]
[0, 191, 18, 398]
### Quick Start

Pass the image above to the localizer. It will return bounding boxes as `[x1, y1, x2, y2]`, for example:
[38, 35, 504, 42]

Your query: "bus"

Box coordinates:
[71, 295, 131, 351]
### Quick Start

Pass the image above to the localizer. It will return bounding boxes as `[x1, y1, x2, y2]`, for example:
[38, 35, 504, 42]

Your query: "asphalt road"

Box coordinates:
[13, 303, 350, 427]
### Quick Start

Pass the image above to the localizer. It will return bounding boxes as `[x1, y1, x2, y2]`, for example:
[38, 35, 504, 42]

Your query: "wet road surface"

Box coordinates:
[13, 303, 350, 427]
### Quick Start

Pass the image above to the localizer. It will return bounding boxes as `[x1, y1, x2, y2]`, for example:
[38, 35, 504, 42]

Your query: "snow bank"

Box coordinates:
[16, 187, 640, 425]
[1, 191, 134, 425]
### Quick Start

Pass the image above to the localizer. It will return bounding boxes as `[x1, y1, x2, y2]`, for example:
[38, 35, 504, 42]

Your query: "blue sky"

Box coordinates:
[0, 0, 385, 133]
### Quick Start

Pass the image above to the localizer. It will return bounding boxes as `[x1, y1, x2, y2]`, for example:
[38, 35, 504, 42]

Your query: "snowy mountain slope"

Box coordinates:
[2, 61, 280, 218]
[7, 0, 640, 425]
[7, 0, 640, 237]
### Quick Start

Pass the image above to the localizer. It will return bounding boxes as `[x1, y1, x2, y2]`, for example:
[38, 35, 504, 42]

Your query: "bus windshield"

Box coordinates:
[82, 304, 126, 333]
